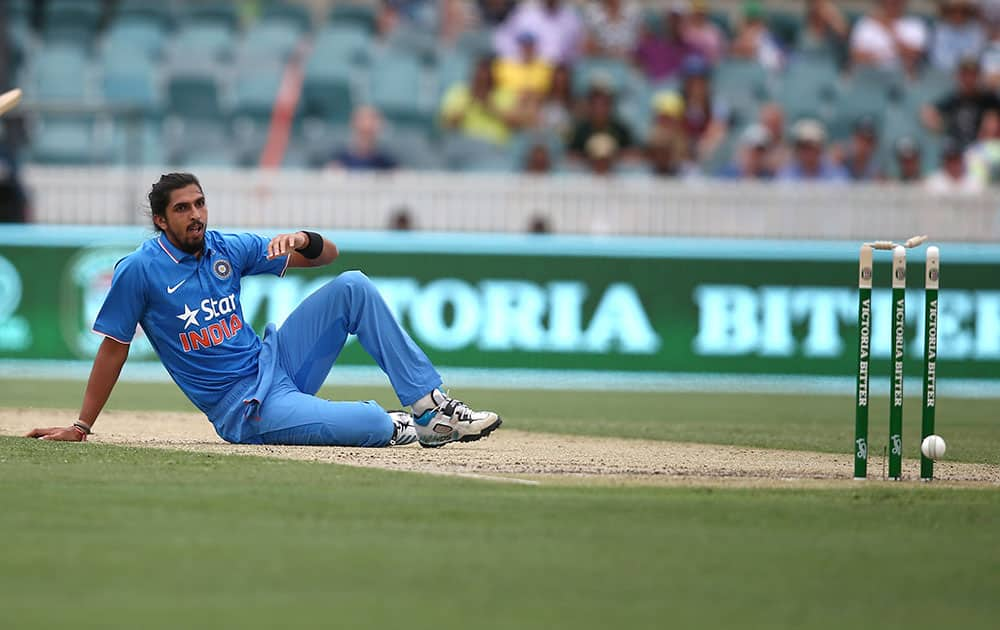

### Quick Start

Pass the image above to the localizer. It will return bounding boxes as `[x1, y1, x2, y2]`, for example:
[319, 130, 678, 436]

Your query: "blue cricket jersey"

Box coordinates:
[93, 231, 289, 415]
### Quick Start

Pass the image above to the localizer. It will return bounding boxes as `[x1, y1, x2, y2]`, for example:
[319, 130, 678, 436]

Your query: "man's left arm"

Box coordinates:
[267, 231, 339, 268]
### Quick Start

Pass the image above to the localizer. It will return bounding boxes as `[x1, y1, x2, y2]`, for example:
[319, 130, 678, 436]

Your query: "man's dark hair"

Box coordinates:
[148, 172, 202, 232]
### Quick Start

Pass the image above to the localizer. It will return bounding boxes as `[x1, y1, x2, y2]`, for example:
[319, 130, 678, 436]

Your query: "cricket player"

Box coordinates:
[27, 173, 502, 447]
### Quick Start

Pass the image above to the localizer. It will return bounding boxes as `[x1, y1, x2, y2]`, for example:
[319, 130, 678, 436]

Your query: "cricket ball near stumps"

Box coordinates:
[921, 435, 947, 460]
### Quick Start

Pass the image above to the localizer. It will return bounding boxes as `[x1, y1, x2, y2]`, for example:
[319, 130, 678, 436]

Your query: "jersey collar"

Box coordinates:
[156, 232, 212, 263]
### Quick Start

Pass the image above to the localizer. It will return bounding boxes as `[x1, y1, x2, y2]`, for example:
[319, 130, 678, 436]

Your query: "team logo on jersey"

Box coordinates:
[176, 293, 244, 352]
[212, 258, 232, 280]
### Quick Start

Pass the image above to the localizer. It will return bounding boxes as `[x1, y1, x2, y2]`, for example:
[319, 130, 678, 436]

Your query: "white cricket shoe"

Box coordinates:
[388, 411, 419, 446]
[413, 395, 502, 448]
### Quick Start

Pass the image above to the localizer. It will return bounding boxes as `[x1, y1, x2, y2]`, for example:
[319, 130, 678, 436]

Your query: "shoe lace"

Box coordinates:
[441, 398, 474, 422]
[428, 390, 476, 424]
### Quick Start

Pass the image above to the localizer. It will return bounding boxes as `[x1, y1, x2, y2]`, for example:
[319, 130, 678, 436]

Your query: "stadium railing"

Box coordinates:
[21, 166, 1000, 242]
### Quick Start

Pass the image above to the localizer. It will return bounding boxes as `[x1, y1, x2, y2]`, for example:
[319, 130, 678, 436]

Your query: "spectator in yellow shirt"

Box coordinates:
[440, 56, 520, 145]
[494, 32, 554, 100]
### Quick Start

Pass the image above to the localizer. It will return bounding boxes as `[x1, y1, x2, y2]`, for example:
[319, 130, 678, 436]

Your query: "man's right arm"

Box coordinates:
[26, 337, 129, 441]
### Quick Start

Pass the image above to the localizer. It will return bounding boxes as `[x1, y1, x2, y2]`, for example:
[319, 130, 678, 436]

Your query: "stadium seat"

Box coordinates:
[899, 68, 954, 117]
[460, 154, 518, 173]
[29, 44, 91, 103]
[312, 24, 371, 66]
[43, 0, 102, 47]
[830, 71, 894, 140]
[619, 162, 653, 178]
[367, 49, 432, 130]
[165, 72, 225, 121]
[102, 18, 167, 62]
[116, 0, 173, 30]
[433, 53, 472, 99]
[508, 131, 566, 171]
[441, 133, 509, 170]
[231, 114, 270, 167]
[163, 118, 233, 167]
[7, 0, 30, 19]
[712, 59, 771, 127]
[703, 125, 741, 174]
[261, 2, 313, 33]
[776, 57, 839, 129]
[109, 117, 165, 166]
[237, 21, 301, 63]
[301, 54, 356, 125]
[618, 89, 652, 143]
[178, 148, 238, 168]
[920, 132, 943, 173]
[453, 30, 494, 60]
[573, 57, 634, 97]
[30, 115, 108, 165]
[233, 61, 283, 118]
[177, 2, 239, 31]
[292, 119, 351, 167]
[166, 24, 235, 66]
[385, 25, 439, 66]
[876, 106, 920, 172]
[329, 3, 377, 34]
[767, 10, 802, 48]
[102, 53, 161, 111]
[7, 13, 34, 76]
[388, 127, 443, 170]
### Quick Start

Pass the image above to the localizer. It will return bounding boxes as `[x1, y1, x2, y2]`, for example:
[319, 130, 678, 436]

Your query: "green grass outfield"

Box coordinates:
[2, 379, 999, 629]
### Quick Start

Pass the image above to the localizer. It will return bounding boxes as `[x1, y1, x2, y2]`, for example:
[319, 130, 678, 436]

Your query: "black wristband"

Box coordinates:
[73, 421, 92, 435]
[295, 231, 323, 259]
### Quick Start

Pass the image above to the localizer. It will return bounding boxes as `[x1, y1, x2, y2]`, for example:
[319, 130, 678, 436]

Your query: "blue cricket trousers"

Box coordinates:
[210, 271, 442, 447]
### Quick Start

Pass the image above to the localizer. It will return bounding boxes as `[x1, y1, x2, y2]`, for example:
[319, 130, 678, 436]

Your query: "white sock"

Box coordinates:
[413, 389, 446, 415]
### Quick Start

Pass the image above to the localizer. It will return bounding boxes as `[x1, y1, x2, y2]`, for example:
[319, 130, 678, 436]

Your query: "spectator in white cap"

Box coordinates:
[584, 132, 621, 176]
[850, 0, 928, 77]
[778, 119, 848, 182]
[718, 124, 775, 180]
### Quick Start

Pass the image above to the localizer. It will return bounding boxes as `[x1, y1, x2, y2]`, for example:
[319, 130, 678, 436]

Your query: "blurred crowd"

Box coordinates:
[6, 0, 1000, 204]
[331, 0, 1000, 195]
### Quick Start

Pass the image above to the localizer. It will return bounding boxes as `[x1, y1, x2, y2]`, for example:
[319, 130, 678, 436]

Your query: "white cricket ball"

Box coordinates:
[921, 435, 947, 460]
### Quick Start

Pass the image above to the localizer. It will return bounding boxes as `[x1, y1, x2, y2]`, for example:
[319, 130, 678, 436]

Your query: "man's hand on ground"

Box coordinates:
[25, 427, 87, 442]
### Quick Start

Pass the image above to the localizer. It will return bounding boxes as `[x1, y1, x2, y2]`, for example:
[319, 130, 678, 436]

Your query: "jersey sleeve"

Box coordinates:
[224, 232, 289, 277]
[92, 256, 147, 344]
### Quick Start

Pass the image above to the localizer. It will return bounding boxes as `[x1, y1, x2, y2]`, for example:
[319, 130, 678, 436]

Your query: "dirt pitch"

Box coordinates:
[3, 408, 998, 487]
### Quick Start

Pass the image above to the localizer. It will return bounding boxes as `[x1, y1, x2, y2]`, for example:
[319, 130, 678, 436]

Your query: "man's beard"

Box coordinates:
[170, 221, 205, 254]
